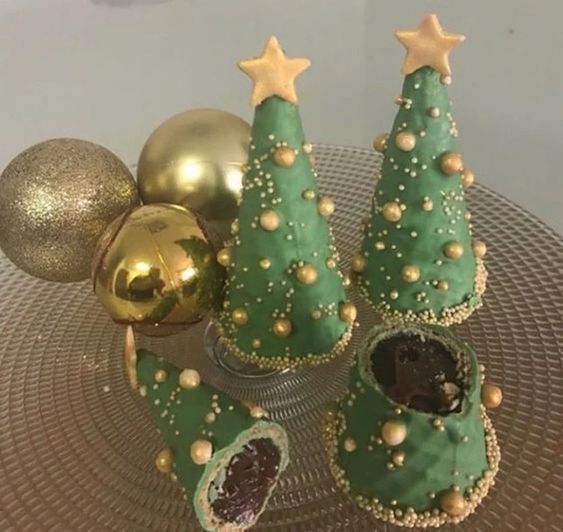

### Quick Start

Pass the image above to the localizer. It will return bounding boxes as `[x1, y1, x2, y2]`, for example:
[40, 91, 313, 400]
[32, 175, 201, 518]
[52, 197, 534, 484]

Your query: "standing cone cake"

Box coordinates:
[125, 329, 289, 531]
[324, 323, 501, 527]
[354, 14, 487, 326]
[216, 36, 355, 370]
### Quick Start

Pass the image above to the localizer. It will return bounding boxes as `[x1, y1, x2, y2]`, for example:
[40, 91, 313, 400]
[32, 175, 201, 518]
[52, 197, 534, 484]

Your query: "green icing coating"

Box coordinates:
[356, 67, 485, 325]
[136, 349, 289, 531]
[325, 324, 500, 526]
[217, 96, 352, 369]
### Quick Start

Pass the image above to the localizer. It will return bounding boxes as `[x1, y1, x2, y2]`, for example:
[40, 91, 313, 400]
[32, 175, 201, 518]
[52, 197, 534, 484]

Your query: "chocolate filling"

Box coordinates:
[371, 333, 463, 415]
[209, 438, 281, 525]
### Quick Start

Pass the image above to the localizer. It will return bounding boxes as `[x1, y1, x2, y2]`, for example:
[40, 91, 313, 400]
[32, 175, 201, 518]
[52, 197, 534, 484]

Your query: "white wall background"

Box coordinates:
[1, 0, 561, 234]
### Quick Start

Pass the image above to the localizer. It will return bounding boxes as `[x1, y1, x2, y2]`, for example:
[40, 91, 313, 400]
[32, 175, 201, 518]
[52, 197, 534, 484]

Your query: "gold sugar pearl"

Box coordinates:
[216, 248, 231, 267]
[395, 131, 416, 152]
[444, 241, 464, 259]
[296, 263, 319, 285]
[273, 146, 296, 167]
[462, 168, 475, 189]
[260, 209, 280, 231]
[401, 265, 421, 283]
[339, 301, 357, 324]
[326, 257, 337, 269]
[179, 369, 201, 389]
[231, 219, 239, 235]
[372, 133, 389, 153]
[381, 420, 407, 446]
[318, 195, 335, 217]
[472, 240, 487, 259]
[440, 152, 463, 175]
[154, 369, 168, 383]
[302, 189, 316, 200]
[351, 254, 367, 273]
[273, 318, 292, 337]
[391, 450, 405, 467]
[190, 439, 213, 465]
[440, 490, 466, 517]
[437, 280, 449, 291]
[422, 199, 433, 211]
[155, 448, 173, 473]
[259, 258, 271, 270]
[231, 308, 249, 326]
[343, 437, 357, 452]
[382, 202, 402, 222]
[482, 383, 503, 408]
[251, 338, 262, 349]
[302, 142, 313, 154]
[250, 405, 267, 419]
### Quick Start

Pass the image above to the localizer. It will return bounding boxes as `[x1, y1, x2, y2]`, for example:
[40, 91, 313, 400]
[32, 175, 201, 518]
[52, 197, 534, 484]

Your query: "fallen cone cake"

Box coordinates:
[324, 323, 501, 527]
[126, 331, 289, 531]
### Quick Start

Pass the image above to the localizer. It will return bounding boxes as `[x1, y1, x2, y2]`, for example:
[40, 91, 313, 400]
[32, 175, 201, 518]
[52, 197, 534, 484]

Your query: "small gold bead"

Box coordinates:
[390, 289, 399, 300]
[482, 383, 503, 408]
[440, 490, 466, 517]
[259, 258, 271, 270]
[372, 133, 389, 153]
[273, 146, 296, 167]
[273, 318, 292, 338]
[351, 254, 367, 273]
[260, 209, 280, 231]
[440, 152, 463, 175]
[296, 263, 319, 285]
[464, 211, 472, 221]
[339, 301, 357, 324]
[437, 280, 449, 291]
[326, 257, 337, 269]
[302, 189, 316, 200]
[422, 199, 433, 211]
[204, 412, 216, 424]
[302, 142, 313, 154]
[375, 241, 385, 251]
[472, 240, 487, 259]
[231, 219, 239, 235]
[428, 107, 440, 118]
[318, 195, 335, 217]
[216, 248, 231, 267]
[231, 308, 249, 326]
[249, 405, 267, 419]
[444, 241, 464, 259]
[401, 264, 421, 283]
[155, 448, 173, 473]
[391, 450, 405, 467]
[382, 202, 402, 222]
[190, 439, 213, 465]
[343, 437, 357, 452]
[179, 369, 201, 389]
[154, 369, 167, 383]
[251, 338, 262, 349]
[395, 131, 416, 152]
[381, 420, 407, 446]
[342, 272, 352, 288]
[462, 168, 475, 189]
[311, 309, 322, 320]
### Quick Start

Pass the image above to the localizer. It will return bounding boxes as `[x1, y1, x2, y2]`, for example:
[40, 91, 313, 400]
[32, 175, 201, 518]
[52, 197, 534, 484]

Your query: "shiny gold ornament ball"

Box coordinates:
[190, 439, 213, 465]
[155, 448, 173, 473]
[351, 254, 367, 273]
[339, 301, 357, 323]
[92, 204, 224, 337]
[461, 168, 475, 189]
[440, 152, 464, 175]
[0, 138, 139, 282]
[444, 241, 464, 260]
[273, 318, 292, 338]
[372, 133, 389, 153]
[179, 368, 201, 389]
[473, 240, 487, 259]
[482, 383, 503, 408]
[137, 109, 251, 243]
[273, 146, 296, 167]
[260, 209, 280, 231]
[318, 195, 335, 217]
[296, 263, 318, 285]
[216, 248, 232, 267]
[382, 202, 402, 222]
[395, 131, 417, 152]
[381, 420, 407, 446]
[401, 264, 421, 283]
[232, 308, 249, 326]
[440, 490, 467, 517]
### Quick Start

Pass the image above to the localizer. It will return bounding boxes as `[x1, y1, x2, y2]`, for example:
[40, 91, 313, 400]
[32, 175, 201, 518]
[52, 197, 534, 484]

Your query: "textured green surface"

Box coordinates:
[218, 96, 349, 363]
[357, 67, 480, 320]
[136, 349, 289, 529]
[334, 325, 488, 511]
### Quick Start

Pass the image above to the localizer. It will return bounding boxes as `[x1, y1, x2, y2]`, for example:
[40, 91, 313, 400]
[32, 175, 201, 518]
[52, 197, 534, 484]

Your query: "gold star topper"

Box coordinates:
[395, 14, 465, 78]
[238, 36, 311, 107]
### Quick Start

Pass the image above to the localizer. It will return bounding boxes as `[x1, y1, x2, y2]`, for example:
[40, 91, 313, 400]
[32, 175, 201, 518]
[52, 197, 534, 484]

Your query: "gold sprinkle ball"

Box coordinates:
[154, 369, 168, 383]
[401, 264, 421, 283]
[351, 254, 367, 273]
[260, 209, 280, 231]
[178, 368, 201, 389]
[190, 439, 213, 465]
[382, 202, 402, 222]
[439, 490, 466, 517]
[472, 240, 487, 259]
[318, 196, 336, 217]
[395, 131, 417, 152]
[339, 301, 357, 323]
[273, 145, 296, 167]
[381, 420, 407, 446]
[372, 133, 389, 153]
[482, 383, 503, 408]
[461, 168, 475, 189]
[231, 307, 249, 326]
[444, 241, 464, 260]
[440, 152, 463, 175]
[296, 263, 319, 285]
[216, 248, 231, 267]
[273, 318, 292, 337]
[155, 448, 173, 473]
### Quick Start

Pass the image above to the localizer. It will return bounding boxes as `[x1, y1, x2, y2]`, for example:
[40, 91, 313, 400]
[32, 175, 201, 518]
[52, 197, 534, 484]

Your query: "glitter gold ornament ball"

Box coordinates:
[482, 383, 503, 408]
[395, 131, 417, 152]
[92, 204, 225, 337]
[381, 420, 407, 446]
[440, 490, 466, 517]
[0, 138, 139, 282]
[137, 109, 250, 243]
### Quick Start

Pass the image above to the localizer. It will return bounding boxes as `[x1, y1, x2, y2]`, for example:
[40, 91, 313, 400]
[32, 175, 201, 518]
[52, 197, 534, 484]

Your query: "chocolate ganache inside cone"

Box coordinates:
[209, 438, 281, 525]
[371, 333, 463, 415]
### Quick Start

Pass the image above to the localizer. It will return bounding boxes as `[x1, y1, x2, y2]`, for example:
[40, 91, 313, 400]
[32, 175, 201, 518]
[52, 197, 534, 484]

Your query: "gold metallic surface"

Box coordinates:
[0, 138, 139, 282]
[92, 204, 224, 337]
[372, 133, 389, 153]
[440, 152, 464, 175]
[137, 109, 250, 243]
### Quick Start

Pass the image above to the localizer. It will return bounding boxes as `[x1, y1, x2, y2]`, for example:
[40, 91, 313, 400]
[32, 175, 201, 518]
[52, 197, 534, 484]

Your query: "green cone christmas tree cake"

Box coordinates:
[324, 322, 502, 527]
[352, 14, 487, 326]
[215, 36, 355, 370]
[124, 329, 289, 531]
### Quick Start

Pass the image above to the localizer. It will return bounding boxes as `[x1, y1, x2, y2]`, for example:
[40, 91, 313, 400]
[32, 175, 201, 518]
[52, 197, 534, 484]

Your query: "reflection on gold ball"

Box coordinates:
[381, 420, 407, 446]
[296, 263, 318, 285]
[155, 448, 173, 473]
[318, 196, 335, 217]
[190, 439, 213, 465]
[92, 204, 224, 337]
[461, 168, 475, 189]
[0, 138, 139, 282]
[444, 241, 464, 260]
[372, 133, 389, 153]
[440, 152, 463, 175]
[137, 109, 251, 243]
[217, 248, 232, 267]
[179, 369, 201, 389]
[395, 131, 416, 152]
[401, 265, 421, 283]
[472, 240, 487, 259]
[382, 202, 402, 222]
[482, 383, 503, 408]
[440, 490, 466, 517]
[273, 146, 296, 167]
[273, 318, 292, 337]
[232, 308, 249, 326]
[351, 254, 367, 273]
[260, 209, 280, 231]
[339, 301, 357, 323]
